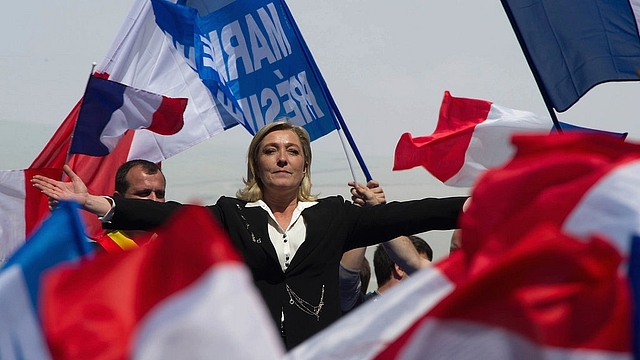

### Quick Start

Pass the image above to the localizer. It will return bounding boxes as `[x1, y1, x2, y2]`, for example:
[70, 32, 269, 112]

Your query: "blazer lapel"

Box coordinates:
[240, 205, 280, 265]
[286, 205, 327, 272]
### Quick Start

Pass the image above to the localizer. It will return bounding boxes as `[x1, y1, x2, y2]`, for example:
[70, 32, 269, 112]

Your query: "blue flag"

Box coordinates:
[0, 201, 93, 359]
[151, 0, 339, 140]
[501, 0, 640, 112]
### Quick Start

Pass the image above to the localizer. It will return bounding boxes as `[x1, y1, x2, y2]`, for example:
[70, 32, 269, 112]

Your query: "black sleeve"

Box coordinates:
[105, 198, 183, 230]
[344, 196, 468, 251]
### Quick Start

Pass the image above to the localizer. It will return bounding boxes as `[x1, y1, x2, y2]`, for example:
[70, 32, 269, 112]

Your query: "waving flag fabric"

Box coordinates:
[0, 201, 92, 360]
[374, 226, 631, 360]
[69, 75, 186, 156]
[292, 133, 638, 359]
[501, 0, 640, 112]
[462, 133, 640, 358]
[0, 168, 61, 263]
[462, 133, 640, 258]
[149, 0, 340, 140]
[0, 0, 239, 261]
[1, 0, 350, 261]
[41, 205, 284, 360]
[95, 0, 240, 162]
[287, 253, 465, 359]
[393, 91, 627, 187]
[290, 225, 632, 359]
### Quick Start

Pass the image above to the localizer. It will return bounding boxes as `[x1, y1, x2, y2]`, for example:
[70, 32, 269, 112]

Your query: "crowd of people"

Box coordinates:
[32, 120, 468, 350]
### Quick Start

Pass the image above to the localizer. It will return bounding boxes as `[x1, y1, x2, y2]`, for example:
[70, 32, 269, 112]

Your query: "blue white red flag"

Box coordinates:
[462, 132, 640, 359]
[41, 205, 284, 360]
[288, 253, 464, 358]
[393, 91, 627, 187]
[150, 0, 339, 140]
[372, 225, 631, 360]
[501, 0, 640, 112]
[0, 201, 93, 360]
[0, 168, 61, 263]
[463, 133, 640, 259]
[291, 133, 638, 359]
[0, 0, 243, 260]
[290, 227, 631, 359]
[0, 0, 347, 261]
[69, 75, 187, 156]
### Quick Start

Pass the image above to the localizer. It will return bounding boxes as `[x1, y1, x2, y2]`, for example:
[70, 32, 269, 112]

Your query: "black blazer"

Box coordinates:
[108, 195, 467, 349]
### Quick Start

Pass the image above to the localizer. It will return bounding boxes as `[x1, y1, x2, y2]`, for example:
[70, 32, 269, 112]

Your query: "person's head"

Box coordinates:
[114, 159, 166, 202]
[359, 257, 371, 296]
[450, 229, 462, 253]
[408, 235, 433, 261]
[237, 120, 316, 202]
[373, 244, 401, 288]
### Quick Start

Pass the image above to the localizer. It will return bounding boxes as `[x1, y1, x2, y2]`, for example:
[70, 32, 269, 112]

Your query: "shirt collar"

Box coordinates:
[245, 199, 318, 211]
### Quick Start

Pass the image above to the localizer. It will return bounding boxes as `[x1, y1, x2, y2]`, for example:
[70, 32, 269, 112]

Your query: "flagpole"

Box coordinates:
[279, 1, 373, 182]
[501, 0, 563, 133]
[63, 62, 97, 180]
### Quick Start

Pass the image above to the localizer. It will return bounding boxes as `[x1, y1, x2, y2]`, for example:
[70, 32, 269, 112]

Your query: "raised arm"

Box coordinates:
[31, 164, 112, 216]
[342, 179, 387, 267]
[348, 179, 386, 207]
[340, 180, 386, 312]
[381, 236, 431, 274]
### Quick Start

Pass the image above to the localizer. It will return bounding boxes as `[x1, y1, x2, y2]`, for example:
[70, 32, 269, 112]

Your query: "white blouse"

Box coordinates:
[246, 200, 318, 272]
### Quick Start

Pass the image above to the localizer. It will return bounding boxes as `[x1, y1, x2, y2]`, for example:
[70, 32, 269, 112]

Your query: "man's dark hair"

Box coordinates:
[359, 257, 371, 296]
[114, 159, 164, 194]
[408, 235, 433, 261]
[373, 244, 394, 287]
[373, 236, 433, 287]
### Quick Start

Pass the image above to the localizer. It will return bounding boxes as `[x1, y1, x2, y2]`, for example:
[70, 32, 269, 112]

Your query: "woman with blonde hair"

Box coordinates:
[33, 120, 467, 349]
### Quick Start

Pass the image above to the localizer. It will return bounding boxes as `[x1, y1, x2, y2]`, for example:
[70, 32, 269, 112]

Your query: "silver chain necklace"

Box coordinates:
[286, 284, 324, 321]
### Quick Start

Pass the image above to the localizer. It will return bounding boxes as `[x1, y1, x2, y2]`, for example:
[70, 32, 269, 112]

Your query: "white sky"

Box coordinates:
[2, 0, 640, 263]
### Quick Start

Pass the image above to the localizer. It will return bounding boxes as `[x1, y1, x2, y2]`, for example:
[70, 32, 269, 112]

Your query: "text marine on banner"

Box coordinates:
[150, 0, 339, 140]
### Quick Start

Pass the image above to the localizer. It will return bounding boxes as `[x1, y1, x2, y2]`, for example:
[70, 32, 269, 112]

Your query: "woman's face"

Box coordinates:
[256, 129, 307, 196]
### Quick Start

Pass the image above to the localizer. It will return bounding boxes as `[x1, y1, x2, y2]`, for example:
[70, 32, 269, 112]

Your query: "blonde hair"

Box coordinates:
[236, 121, 317, 202]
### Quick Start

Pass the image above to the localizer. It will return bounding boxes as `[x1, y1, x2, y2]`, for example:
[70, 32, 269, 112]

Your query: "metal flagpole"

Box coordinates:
[63, 62, 97, 180]
[279, 0, 373, 183]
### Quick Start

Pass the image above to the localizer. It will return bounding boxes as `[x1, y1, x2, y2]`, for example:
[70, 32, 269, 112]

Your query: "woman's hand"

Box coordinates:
[348, 180, 386, 207]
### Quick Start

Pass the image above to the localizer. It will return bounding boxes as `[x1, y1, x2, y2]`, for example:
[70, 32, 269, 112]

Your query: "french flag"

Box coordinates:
[462, 132, 640, 359]
[41, 205, 285, 360]
[0, 201, 93, 360]
[69, 74, 186, 156]
[287, 253, 465, 359]
[463, 133, 640, 260]
[290, 229, 631, 359]
[393, 91, 626, 187]
[291, 132, 638, 359]
[0, 168, 61, 263]
[0, 0, 235, 263]
[373, 225, 631, 360]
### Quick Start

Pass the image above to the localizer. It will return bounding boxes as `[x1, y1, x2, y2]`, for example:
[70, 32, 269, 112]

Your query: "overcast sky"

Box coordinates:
[2, 1, 640, 261]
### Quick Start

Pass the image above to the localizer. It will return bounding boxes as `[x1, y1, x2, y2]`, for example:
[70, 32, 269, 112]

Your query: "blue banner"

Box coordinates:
[152, 0, 339, 140]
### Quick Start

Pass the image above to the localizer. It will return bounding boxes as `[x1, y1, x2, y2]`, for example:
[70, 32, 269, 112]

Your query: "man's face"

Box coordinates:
[117, 165, 166, 202]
